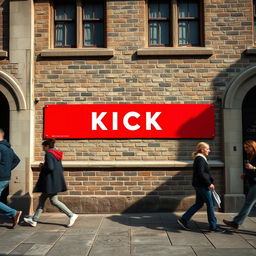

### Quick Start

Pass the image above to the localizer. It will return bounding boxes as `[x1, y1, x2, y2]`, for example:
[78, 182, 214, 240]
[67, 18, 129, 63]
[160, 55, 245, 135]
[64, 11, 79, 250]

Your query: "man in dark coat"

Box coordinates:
[0, 128, 21, 228]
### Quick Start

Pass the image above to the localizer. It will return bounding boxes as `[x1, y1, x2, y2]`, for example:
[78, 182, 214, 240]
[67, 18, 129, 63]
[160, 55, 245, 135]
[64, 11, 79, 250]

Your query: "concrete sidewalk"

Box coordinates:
[0, 212, 255, 256]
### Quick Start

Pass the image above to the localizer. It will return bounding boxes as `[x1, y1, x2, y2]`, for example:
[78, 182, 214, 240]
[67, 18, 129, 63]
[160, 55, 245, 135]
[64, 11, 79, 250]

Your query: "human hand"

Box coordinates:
[245, 163, 255, 170]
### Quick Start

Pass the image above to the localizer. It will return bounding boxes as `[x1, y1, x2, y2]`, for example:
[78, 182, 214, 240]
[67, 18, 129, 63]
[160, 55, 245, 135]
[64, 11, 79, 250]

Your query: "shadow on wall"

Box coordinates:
[121, 107, 223, 213]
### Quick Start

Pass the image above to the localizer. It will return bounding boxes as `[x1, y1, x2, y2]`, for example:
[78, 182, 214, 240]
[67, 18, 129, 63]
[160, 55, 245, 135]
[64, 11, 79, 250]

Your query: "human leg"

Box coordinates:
[233, 185, 256, 225]
[181, 187, 205, 222]
[0, 181, 17, 218]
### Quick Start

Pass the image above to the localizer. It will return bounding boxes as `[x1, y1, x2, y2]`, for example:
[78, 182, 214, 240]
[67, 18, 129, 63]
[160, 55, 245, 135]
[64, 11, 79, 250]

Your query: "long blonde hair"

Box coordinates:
[192, 142, 210, 159]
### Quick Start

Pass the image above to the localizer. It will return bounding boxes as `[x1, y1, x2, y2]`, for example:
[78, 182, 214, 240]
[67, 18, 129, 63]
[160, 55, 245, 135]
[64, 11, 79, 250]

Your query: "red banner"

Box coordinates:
[43, 104, 215, 139]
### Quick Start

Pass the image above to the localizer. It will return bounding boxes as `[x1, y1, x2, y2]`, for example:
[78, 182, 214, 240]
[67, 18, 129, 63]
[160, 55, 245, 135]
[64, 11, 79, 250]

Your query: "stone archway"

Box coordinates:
[223, 66, 256, 212]
[0, 71, 33, 214]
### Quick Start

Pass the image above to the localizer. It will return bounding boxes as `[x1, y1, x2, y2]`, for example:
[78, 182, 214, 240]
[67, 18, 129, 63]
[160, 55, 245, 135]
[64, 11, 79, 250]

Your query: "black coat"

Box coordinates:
[245, 157, 256, 186]
[192, 155, 214, 188]
[34, 149, 67, 194]
[0, 140, 20, 181]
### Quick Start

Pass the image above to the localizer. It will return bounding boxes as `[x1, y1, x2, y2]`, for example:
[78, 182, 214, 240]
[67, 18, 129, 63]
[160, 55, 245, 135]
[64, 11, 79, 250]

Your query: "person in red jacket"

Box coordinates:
[24, 139, 78, 227]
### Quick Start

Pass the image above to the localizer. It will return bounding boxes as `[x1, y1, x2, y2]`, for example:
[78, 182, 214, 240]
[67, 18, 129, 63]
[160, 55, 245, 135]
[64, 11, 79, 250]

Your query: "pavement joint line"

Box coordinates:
[194, 221, 216, 249]
[85, 215, 104, 256]
[165, 220, 174, 246]
[8, 230, 37, 255]
[191, 245, 198, 256]
[45, 227, 67, 256]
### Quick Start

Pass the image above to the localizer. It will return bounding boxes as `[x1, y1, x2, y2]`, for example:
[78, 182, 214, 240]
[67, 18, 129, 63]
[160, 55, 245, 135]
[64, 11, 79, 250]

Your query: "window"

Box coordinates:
[54, 2, 76, 47]
[148, 0, 202, 47]
[178, 0, 200, 46]
[149, 1, 170, 46]
[83, 1, 105, 47]
[52, 0, 105, 48]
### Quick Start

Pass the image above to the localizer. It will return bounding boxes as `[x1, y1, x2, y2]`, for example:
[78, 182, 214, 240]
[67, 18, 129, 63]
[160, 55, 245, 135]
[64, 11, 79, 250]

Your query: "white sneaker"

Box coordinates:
[67, 214, 78, 227]
[24, 217, 37, 227]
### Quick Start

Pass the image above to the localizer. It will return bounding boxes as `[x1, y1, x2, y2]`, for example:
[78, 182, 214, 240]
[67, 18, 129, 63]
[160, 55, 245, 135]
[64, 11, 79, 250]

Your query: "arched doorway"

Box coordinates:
[242, 87, 256, 142]
[223, 66, 256, 212]
[0, 91, 10, 203]
[0, 91, 10, 141]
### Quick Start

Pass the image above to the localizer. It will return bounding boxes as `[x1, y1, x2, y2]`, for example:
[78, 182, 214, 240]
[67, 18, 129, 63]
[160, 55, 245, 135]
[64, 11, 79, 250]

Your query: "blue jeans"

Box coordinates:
[0, 180, 16, 218]
[182, 187, 217, 230]
[234, 184, 256, 225]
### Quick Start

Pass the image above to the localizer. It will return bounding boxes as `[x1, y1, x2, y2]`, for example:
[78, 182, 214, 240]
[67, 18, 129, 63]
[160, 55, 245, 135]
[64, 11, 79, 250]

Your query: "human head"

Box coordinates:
[192, 142, 210, 158]
[243, 140, 256, 159]
[0, 128, 4, 140]
[42, 138, 56, 152]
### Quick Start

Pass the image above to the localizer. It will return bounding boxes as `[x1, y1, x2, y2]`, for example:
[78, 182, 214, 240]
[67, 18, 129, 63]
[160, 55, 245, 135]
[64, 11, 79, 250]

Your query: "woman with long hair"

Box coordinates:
[177, 142, 223, 232]
[24, 139, 78, 227]
[223, 140, 256, 230]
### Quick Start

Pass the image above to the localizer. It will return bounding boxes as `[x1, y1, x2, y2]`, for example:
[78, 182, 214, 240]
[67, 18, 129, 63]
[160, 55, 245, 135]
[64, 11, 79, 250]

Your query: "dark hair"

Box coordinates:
[42, 139, 56, 148]
[0, 128, 4, 135]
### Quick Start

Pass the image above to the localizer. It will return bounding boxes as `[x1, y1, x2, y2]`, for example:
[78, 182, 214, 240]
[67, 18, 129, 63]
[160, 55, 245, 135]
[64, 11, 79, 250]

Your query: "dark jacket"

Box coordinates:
[192, 155, 214, 188]
[34, 149, 67, 194]
[245, 157, 256, 186]
[0, 140, 20, 181]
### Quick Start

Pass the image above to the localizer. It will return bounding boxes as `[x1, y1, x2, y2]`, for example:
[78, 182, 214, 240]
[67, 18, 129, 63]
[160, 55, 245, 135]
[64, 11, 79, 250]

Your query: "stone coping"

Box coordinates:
[245, 47, 256, 55]
[0, 50, 8, 58]
[137, 47, 214, 56]
[31, 160, 224, 169]
[40, 48, 114, 57]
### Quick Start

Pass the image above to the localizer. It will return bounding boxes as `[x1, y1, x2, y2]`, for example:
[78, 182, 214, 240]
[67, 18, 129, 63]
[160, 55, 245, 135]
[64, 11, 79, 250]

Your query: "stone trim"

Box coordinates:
[245, 47, 256, 55]
[31, 160, 224, 169]
[136, 47, 214, 56]
[40, 48, 114, 57]
[0, 50, 8, 58]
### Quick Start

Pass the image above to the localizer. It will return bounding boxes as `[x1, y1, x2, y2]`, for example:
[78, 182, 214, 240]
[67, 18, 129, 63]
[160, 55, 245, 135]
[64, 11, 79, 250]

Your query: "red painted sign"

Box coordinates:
[43, 104, 215, 139]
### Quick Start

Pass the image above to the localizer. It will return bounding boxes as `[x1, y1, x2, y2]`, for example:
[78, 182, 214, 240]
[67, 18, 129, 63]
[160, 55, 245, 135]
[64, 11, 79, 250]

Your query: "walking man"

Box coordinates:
[0, 128, 22, 228]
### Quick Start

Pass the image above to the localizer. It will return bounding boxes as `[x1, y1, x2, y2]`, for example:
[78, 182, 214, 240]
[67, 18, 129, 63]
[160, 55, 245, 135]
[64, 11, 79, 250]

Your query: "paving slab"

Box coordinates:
[23, 244, 53, 256]
[0, 231, 35, 255]
[194, 248, 256, 256]
[46, 234, 94, 256]
[9, 243, 34, 256]
[132, 245, 196, 256]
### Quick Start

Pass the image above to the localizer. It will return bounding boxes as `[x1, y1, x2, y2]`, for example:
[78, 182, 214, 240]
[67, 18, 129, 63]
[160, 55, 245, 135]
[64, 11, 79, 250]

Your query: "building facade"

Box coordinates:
[0, 0, 255, 213]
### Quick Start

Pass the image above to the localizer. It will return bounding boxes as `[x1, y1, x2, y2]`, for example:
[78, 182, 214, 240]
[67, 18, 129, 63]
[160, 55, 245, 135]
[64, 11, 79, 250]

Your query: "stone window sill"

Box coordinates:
[0, 50, 8, 58]
[40, 48, 114, 57]
[245, 47, 256, 55]
[137, 47, 214, 56]
[31, 160, 224, 169]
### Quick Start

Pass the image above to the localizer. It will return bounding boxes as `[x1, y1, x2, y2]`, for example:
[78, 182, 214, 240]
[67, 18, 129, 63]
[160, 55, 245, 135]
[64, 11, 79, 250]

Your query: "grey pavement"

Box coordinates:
[0, 212, 255, 256]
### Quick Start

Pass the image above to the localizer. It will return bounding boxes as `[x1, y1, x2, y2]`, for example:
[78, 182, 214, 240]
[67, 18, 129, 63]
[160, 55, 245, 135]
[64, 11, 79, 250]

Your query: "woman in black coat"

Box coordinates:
[24, 139, 78, 227]
[177, 142, 223, 232]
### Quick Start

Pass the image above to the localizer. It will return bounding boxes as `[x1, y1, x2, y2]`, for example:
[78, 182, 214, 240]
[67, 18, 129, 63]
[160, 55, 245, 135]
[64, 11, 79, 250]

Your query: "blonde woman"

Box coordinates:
[177, 142, 223, 232]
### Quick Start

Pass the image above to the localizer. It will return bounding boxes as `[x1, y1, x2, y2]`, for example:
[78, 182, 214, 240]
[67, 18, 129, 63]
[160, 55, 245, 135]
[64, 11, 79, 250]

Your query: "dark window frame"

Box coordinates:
[147, 0, 203, 47]
[82, 0, 106, 48]
[148, 0, 171, 47]
[54, 1, 77, 48]
[177, 0, 201, 46]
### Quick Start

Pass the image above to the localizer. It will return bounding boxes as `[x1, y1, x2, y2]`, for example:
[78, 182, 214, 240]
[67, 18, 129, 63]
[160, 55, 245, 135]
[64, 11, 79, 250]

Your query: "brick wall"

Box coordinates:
[32, 167, 224, 212]
[32, 0, 253, 212]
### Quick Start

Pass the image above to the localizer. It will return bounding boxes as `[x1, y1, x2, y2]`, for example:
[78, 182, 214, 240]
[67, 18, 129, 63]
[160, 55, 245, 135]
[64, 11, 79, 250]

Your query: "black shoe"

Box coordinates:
[177, 218, 191, 231]
[209, 226, 227, 233]
[223, 219, 238, 230]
